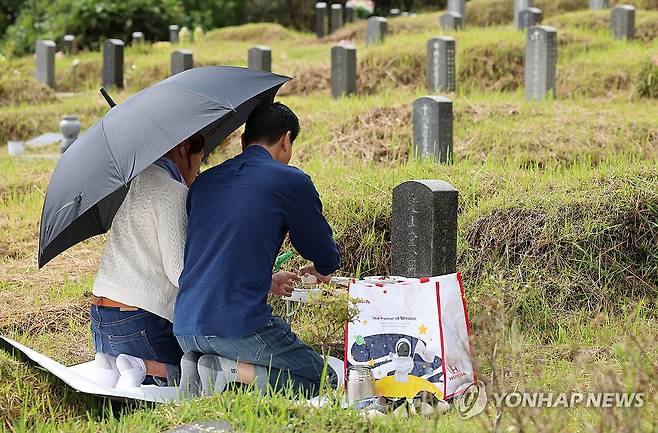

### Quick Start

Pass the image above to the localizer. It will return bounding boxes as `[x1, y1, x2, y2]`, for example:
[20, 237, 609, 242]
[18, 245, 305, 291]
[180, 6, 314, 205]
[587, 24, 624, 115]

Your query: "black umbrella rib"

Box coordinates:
[99, 118, 125, 185]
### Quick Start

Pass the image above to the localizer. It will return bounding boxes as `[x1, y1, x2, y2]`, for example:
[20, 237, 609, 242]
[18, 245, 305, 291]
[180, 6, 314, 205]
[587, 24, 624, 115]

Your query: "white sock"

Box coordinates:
[115, 354, 146, 389]
[197, 355, 228, 396]
[93, 353, 120, 389]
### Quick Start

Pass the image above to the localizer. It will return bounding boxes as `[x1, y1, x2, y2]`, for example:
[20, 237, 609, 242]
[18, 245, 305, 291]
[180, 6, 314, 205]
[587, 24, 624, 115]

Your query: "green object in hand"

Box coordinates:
[274, 251, 294, 272]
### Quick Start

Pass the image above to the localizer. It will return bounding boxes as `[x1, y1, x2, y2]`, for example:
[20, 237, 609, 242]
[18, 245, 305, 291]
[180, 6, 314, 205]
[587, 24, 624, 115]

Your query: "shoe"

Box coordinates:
[93, 352, 120, 388]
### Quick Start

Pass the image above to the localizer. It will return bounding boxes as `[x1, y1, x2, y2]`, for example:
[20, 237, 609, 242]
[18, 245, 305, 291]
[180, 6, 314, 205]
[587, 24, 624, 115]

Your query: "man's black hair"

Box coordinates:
[243, 102, 300, 146]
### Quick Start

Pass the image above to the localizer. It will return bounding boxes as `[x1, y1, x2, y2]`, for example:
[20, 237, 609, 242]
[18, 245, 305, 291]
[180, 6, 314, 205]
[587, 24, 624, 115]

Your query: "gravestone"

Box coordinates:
[102, 39, 125, 89]
[412, 96, 453, 163]
[390, 8, 401, 17]
[169, 25, 180, 44]
[330, 4, 344, 33]
[514, 0, 533, 29]
[316, 2, 328, 38]
[439, 12, 463, 31]
[367, 17, 388, 45]
[524, 26, 557, 101]
[331, 44, 357, 98]
[132, 32, 144, 45]
[518, 7, 543, 30]
[171, 49, 194, 75]
[63, 35, 75, 55]
[611, 5, 635, 40]
[345, 4, 355, 22]
[35, 40, 56, 89]
[402, 12, 410, 17]
[391, 180, 458, 278]
[447, 0, 466, 24]
[427, 37, 456, 93]
[589, 0, 609, 9]
[248, 46, 272, 72]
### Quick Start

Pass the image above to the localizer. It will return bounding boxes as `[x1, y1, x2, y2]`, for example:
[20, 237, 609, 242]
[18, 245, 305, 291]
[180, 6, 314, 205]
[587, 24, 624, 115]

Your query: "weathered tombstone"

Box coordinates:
[35, 40, 56, 89]
[330, 3, 344, 33]
[248, 46, 272, 72]
[316, 2, 328, 38]
[589, 0, 609, 9]
[514, 0, 533, 29]
[102, 39, 125, 89]
[345, 4, 355, 23]
[524, 26, 557, 101]
[390, 8, 401, 17]
[132, 31, 144, 45]
[518, 7, 543, 30]
[412, 96, 453, 163]
[427, 37, 456, 93]
[439, 12, 463, 31]
[331, 43, 357, 98]
[611, 5, 635, 40]
[171, 49, 194, 75]
[169, 25, 180, 44]
[59, 115, 81, 154]
[366, 17, 388, 45]
[447, 0, 466, 24]
[63, 35, 75, 55]
[391, 180, 458, 278]
[401, 11, 410, 17]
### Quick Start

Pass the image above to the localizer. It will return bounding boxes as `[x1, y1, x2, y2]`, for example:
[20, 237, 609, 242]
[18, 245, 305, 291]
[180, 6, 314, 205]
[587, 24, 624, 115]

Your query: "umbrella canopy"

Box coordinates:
[39, 66, 290, 268]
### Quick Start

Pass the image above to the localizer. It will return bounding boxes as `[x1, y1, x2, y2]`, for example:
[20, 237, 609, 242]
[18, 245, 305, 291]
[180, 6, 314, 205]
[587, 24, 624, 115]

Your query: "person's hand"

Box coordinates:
[299, 264, 331, 284]
[270, 271, 300, 297]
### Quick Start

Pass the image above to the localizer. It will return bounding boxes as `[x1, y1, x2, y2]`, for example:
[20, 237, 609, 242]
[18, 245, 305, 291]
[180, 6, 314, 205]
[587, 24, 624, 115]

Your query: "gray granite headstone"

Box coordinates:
[345, 4, 355, 23]
[248, 46, 272, 72]
[589, 0, 609, 9]
[366, 17, 388, 45]
[611, 5, 635, 40]
[390, 8, 401, 17]
[447, 0, 466, 24]
[412, 96, 453, 163]
[391, 180, 458, 278]
[316, 2, 328, 38]
[132, 31, 144, 45]
[170, 25, 180, 44]
[171, 49, 193, 75]
[518, 7, 543, 30]
[35, 40, 56, 89]
[102, 39, 124, 89]
[514, 0, 533, 29]
[427, 37, 456, 93]
[330, 4, 344, 33]
[524, 26, 557, 101]
[331, 44, 357, 98]
[164, 420, 234, 433]
[63, 35, 75, 55]
[439, 12, 463, 31]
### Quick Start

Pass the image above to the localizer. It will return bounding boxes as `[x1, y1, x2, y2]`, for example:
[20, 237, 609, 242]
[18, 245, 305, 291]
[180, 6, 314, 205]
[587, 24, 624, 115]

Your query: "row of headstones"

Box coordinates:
[314, 2, 413, 38]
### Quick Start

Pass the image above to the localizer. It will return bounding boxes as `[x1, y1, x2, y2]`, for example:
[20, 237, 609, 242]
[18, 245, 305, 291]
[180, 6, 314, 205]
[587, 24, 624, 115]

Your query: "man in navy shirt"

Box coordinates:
[174, 102, 341, 397]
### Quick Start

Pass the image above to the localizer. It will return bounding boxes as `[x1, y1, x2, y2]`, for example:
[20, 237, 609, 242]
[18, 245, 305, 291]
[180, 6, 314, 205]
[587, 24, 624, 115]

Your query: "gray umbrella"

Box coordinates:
[39, 66, 290, 268]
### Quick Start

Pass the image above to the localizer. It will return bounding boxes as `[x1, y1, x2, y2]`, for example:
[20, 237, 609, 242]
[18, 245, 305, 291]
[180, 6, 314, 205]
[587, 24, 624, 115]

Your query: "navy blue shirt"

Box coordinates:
[174, 145, 341, 338]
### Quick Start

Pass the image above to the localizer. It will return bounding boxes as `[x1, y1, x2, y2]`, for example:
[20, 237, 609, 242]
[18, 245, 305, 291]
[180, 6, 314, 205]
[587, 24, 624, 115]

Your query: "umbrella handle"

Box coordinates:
[100, 87, 116, 108]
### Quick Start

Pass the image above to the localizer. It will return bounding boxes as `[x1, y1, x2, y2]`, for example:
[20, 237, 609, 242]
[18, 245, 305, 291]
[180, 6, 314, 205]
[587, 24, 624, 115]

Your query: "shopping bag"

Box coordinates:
[345, 273, 475, 399]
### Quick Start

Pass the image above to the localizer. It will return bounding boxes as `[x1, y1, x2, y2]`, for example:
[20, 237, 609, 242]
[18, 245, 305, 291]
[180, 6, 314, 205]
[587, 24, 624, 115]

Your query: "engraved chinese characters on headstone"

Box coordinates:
[331, 43, 357, 98]
[440, 12, 463, 31]
[103, 39, 124, 89]
[63, 35, 75, 55]
[248, 46, 272, 72]
[367, 17, 388, 45]
[427, 37, 456, 93]
[391, 180, 458, 278]
[171, 49, 193, 76]
[35, 40, 56, 89]
[518, 7, 543, 30]
[330, 4, 343, 33]
[412, 96, 453, 163]
[514, 0, 533, 29]
[611, 5, 635, 41]
[524, 26, 557, 101]
[170, 25, 180, 44]
[447, 0, 466, 24]
[132, 32, 144, 45]
[589, 0, 609, 9]
[316, 2, 328, 38]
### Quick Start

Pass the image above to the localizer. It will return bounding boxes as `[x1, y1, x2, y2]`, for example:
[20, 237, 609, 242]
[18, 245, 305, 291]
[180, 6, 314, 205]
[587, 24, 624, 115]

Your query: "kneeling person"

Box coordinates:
[174, 102, 340, 396]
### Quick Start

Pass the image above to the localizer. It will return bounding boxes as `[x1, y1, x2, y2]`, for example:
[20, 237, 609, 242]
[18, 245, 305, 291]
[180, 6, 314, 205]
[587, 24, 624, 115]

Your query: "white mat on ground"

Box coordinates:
[0, 335, 344, 404]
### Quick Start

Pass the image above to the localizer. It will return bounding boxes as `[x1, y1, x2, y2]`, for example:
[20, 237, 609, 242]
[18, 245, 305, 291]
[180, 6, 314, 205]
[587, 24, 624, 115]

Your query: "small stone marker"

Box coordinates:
[524, 26, 557, 101]
[331, 43, 357, 98]
[589, 0, 609, 9]
[366, 17, 388, 45]
[63, 35, 75, 55]
[345, 4, 355, 23]
[611, 5, 635, 41]
[169, 25, 180, 44]
[447, 0, 466, 24]
[518, 7, 543, 30]
[390, 8, 401, 17]
[102, 39, 125, 89]
[402, 11, 410, 17]
[330, 3, 344, 33]
[132, 31, 144, 45]
[171, 49, 194, 75]
[164, 420, 234, 433]
[427, 37, 456, 92]
[412, 96, 453, 163]
[35, 40, 56, 89]
[59, 115, 81, 154]
[439, 12, 463, 31]
[248, 46, 272, 72]
[391, 180, 458, 278]
[514, 0, 533, 29]
[316, 2, 328, 38]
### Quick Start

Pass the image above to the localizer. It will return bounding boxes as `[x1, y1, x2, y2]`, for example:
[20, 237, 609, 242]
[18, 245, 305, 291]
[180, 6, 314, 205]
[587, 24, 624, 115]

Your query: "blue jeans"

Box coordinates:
[90, 305, 183, 384]
[177, 317, 336, 397]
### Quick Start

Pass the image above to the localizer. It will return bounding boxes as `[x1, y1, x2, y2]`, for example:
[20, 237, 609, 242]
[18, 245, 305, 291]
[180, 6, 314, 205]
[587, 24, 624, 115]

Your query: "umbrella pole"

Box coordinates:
[100, 87, 116, 108]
